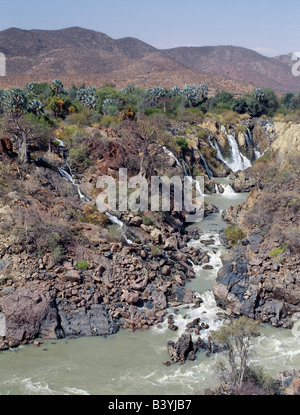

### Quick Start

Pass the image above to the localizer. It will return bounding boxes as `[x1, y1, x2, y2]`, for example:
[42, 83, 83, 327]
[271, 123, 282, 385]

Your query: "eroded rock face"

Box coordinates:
[167, 334, 195, 364]
[213, 243, 299, 327]
[59, 305, 119, 337]
[1, 283, 62, 341]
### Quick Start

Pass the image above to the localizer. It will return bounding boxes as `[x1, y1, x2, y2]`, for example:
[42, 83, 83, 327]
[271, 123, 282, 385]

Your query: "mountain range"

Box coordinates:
[0, 26, 299, 94]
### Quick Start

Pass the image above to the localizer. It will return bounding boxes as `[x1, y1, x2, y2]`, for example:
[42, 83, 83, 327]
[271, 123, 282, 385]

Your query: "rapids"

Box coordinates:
[0, 179, 299, 395]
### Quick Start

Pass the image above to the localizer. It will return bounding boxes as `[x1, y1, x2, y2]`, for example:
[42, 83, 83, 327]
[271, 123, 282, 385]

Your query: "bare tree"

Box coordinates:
[2, 115, 50, 163]
[212, 316, 260, 391]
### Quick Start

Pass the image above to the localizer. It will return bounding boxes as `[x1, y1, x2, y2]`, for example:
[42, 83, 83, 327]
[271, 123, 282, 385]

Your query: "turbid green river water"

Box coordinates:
[0, 179, 299, 395]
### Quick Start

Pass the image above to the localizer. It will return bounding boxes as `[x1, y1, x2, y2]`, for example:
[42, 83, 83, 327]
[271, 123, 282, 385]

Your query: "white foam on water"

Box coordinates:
[21, 378, 55, 395]
[222, 184, 237, 197]
[292, 320, 300, 338]
[63, 387, 90, 395]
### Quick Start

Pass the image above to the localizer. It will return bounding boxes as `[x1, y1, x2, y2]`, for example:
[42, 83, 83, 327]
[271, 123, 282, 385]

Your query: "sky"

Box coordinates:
[0, 0, 299, 56]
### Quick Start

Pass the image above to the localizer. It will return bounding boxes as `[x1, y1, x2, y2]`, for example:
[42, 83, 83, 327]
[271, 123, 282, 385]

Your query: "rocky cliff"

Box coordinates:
[213, 122, 300, 327]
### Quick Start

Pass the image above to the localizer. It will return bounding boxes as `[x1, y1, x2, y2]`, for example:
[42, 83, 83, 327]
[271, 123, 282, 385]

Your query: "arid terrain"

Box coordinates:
[1, 27, 299, 94]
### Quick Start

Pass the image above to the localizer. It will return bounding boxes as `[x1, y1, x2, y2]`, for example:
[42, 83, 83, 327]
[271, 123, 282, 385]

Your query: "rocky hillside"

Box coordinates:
[163, 46, 300, 94]
[0, 117, 226, 350]
[0, 26, 272, 94]
[214, 122, 300, 327]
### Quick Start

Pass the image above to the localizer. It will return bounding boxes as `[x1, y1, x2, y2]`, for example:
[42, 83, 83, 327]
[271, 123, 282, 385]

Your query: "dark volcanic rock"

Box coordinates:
[59, 305, 119, 337]
[167, 334, 195, 364]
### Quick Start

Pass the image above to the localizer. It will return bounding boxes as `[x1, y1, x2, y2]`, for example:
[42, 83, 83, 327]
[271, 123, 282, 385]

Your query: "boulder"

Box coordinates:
[150, 229, 163, 245]
[59, 304, 119, 337]
[62, 270, 81, 283]
[1, 284, 62, 341]
[167, 334, 195, 364]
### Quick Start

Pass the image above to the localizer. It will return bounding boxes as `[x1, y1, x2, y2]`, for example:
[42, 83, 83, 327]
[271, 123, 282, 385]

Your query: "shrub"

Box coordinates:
[224, 225, 246, 246]
[81, 205, 109, 227]
[76, 260, 90, 271]
[142, 216, 156, 226]
[269, 245, 287, 257]
[175, 137, 189, 152]
[68, 147, 91, 168]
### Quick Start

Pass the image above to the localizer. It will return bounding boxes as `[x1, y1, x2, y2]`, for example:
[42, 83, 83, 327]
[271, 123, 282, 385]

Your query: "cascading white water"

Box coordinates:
[213, 126, 252, 173]
[226, 134, 252, 172]
[208, 134, 216, 149]
[105, 212, 133, 245]
[199, 152, 214, 179]
[246, 128, 253, 145]
[162, 146, 203, 195]
[222, 184, 236, 196]
[162, 146, 182, 168]
[213, 138, 226, 165]
[58, 166, 89, 203]
[243, 131, 252, 147]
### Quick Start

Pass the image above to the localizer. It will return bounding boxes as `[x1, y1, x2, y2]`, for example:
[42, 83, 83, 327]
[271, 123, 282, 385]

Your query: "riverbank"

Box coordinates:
[0, 184, 299, 395]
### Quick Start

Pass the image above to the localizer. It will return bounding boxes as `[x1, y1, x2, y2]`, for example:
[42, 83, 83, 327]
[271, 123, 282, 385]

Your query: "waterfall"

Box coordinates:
[215, 127, 252, 173]
[246, 128, 253, 145]
[215, 184, 220, 194]
[58, 166, 89, 203]
[213, 138, 227, 166]
[222, 184, 236, 196]
[243, 131, 252, 147]
[199, 152, 214, 179]
[254, 150, 262, 160]
[226, 134, 252, 172]
[105, 212, 133, 245]
[181, 158, 192, 177]
[208, 134, 216, 149]
[162, 146, 203, 195]
[162, 146, 182, 168]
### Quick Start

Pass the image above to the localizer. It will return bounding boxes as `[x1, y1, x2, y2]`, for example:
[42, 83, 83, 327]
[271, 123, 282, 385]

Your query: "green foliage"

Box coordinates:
[32, 82, 51, 99]
[181, 84, 207, 107]
[46, 232, 66, 264]
[269, 245, 287, 257]
[142, 216, 156, 226]
[76, 260, 90, 271]
[51, 79, 64, 96]
[95, 87, 125, 113]
[212, 316, 261, 390]
[68, 147, 91, 168]
[244, 366, 281, 395]
[224, 225, 246, 246]
[175, 137, 189, 152]
[27, 99, 44, 116]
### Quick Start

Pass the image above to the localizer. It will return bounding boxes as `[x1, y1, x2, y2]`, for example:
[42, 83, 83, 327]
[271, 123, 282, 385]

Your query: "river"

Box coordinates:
[0, 179, 299, 395]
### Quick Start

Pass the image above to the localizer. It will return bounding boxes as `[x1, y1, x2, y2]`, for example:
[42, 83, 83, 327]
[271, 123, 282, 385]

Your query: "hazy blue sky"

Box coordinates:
[0, 0, 298, 56]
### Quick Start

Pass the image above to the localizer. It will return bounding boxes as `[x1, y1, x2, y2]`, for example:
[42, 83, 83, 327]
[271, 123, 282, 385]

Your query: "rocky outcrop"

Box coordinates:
[59, 305, 119, 337]
[0, 138, 14, 157]
[276, 370, 300, 395]
[1, 282, 62, 341]
[272, 122, 300, 162]
[167, 334, 195, 364]
[230, 170, 257, 192]
[213, 237, 299, 327]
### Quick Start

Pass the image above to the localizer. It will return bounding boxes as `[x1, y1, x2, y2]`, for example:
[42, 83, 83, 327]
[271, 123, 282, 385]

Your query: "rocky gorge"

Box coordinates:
[0, 113, 299, 394]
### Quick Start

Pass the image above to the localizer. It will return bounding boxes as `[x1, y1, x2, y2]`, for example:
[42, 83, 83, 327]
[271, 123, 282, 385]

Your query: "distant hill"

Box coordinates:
[162, 46, 300, 93]
[0, 26, 298, 94]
